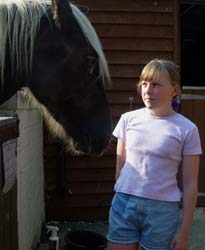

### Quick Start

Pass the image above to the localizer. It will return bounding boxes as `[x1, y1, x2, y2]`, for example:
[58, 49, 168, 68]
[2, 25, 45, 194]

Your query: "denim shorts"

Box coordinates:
[107, 192, 179, 250]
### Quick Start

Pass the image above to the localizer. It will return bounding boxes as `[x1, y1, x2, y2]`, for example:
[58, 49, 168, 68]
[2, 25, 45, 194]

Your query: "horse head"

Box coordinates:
[0, 0, 112, 155]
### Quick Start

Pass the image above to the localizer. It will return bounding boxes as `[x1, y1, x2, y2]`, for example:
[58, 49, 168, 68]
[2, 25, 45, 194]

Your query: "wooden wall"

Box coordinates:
[85, 0, 179, 116]
[181, 88, 205, 206]
[0, 118, 18, 250]
[44, 0, 180, 221]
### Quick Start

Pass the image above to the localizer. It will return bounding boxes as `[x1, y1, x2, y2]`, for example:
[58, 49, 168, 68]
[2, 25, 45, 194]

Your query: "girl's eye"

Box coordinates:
[153, 82, 160, 87]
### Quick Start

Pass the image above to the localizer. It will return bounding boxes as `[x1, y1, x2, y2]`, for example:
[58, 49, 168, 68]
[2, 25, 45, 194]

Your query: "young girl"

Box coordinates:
[107, 59, 202, 250]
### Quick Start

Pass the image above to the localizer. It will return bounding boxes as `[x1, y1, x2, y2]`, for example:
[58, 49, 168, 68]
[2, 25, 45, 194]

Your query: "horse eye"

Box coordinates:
[85, 55, 98, 75]
[86, 55, 97, 65]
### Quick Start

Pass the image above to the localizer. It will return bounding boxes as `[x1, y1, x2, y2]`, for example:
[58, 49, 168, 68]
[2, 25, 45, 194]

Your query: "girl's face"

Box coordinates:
[141, 70, 179, 113]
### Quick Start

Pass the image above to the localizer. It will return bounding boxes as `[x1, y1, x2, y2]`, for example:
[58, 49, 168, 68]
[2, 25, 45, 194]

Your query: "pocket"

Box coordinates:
[111, 193, 129, 215]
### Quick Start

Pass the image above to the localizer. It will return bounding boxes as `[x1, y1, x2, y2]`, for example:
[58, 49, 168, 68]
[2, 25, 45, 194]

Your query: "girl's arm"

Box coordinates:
[115, 139, 126, 180]
[171, 155, 200, 250]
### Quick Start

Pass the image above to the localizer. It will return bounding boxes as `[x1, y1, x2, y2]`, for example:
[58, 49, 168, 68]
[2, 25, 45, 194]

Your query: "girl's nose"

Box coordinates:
[146, 83, 152, 94]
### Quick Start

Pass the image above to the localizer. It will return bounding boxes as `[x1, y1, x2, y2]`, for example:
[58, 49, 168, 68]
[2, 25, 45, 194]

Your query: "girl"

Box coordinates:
[107, 59, 202, 250]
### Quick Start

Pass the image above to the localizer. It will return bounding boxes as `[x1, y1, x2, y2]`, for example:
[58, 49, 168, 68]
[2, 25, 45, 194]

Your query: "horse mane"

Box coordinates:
[0, 0, 110, 86]
[21, 86, 78, 154]
[0, 0, 50, 84]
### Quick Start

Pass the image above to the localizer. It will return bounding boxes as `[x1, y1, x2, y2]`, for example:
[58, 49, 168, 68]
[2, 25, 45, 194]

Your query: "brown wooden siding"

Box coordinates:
[181, 88, 205, 206]
[44, 0, 180, 221]
[0, 118, 18, 250]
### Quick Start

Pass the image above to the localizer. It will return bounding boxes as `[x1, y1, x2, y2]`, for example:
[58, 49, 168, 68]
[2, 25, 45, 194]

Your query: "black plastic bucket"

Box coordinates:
[65, 230, 107, 250]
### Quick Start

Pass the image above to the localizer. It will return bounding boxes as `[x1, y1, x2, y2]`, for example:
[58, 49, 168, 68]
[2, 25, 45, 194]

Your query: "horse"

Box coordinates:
[0, 0, 112, 155]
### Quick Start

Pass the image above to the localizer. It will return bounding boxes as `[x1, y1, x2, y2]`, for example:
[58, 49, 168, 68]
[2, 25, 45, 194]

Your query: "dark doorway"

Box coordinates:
[180, 1, 205, 86]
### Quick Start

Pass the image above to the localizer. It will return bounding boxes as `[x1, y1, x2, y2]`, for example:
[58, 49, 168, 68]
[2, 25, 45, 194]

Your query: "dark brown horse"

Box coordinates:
[0, 0, 112, 155]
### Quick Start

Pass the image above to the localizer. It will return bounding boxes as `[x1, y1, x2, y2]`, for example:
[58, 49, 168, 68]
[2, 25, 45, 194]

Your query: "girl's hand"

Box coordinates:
[170, 231, 189, 250]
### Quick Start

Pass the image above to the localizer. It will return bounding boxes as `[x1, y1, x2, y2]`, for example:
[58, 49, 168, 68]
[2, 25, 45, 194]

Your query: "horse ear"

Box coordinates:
[51, 0, 76, 31]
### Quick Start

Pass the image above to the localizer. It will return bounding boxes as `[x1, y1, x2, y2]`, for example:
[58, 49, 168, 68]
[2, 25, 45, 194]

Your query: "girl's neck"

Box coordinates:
[144, 107, 176, 118]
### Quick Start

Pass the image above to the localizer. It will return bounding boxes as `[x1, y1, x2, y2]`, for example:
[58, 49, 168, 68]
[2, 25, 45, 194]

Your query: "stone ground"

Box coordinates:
[38, 208, 205, 250]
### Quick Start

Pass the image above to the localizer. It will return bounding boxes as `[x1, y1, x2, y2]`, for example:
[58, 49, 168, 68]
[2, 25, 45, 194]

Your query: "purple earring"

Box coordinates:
[172, 99, 180, 111]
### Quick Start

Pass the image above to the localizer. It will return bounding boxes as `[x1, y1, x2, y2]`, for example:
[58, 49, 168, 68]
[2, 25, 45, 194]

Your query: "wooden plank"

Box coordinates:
[110, 103, 144, 116]
[45, 181, 115, 195]
[0, 122, 19, 141]
[109, 64, 143, 78]
[95, 24, 174, 38]
[102, 38, 173, 51]
[0, 182, 18, 250]
[87, 11, 173, 25]
[43, 143, 58, 157]
[71, 181, 114, 195]
[106, 91, 141, 105]
[173, 0, 179, 63]
[106, 78, 138, 91]
[75, 0, 174, 12]
[197, 196, 205, 207]
[45, 155, 116, 169]
[105, 50, 173, 64]
[46, 207, 110, 221]
[181, 87, 205, 95]
[46, 193, 113, 208]
[45, 168, 115, 182]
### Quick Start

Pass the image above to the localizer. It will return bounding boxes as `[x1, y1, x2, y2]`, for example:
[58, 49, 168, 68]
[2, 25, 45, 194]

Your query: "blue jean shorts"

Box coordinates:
[107, 192, 179, 250]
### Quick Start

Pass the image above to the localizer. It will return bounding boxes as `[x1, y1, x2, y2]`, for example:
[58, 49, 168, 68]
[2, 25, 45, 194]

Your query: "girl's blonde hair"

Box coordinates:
[137, 59, 180, 95]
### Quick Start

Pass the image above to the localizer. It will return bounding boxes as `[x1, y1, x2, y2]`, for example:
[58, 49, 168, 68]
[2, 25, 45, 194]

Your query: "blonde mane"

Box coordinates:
[0, 0, 110, 86]
[21, 87, 78, 154]
[0, 0, 50, 84]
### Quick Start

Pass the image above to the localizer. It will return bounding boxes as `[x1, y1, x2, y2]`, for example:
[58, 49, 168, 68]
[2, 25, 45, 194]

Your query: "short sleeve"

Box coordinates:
[112, 114, 126, 142]
[183, 127, 202, 155]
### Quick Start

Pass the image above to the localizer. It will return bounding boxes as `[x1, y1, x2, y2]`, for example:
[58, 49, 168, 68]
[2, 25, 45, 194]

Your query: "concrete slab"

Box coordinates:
[38, 243, 48, 250]
[189, 208, 205, 250]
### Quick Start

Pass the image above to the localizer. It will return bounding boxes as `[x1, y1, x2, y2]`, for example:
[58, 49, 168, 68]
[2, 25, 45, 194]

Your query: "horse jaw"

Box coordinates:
[20, 87, 82, 155]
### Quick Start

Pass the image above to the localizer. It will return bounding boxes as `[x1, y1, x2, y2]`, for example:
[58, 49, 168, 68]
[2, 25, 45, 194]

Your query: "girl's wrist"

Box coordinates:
[177, 225, 191, 238]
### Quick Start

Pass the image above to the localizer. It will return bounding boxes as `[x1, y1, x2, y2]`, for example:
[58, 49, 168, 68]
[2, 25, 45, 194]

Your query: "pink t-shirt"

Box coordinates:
[113, 108, 202, 202]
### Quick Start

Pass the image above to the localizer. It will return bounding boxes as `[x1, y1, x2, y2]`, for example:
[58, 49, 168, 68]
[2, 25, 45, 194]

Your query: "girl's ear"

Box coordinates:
[172, 84, 181, 98]
[136, 82, 142, 96]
